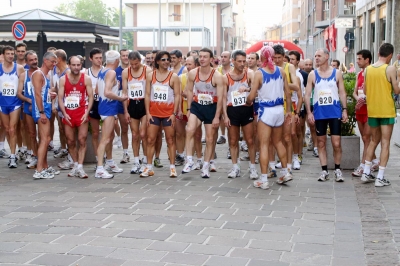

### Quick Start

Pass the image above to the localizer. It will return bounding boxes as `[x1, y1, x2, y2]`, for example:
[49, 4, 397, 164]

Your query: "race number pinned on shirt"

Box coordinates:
[2, 82, 16, 97]
[153, 85, 168, 102]
[198, 93, 213, 105]
[46, 92, 52, 104]
[65, 95, 80, 109]
[318, 89, 333, 106]
[26, 81, 33, 96]
[129, 83, 144, 99]
[231, 91, 247, 107]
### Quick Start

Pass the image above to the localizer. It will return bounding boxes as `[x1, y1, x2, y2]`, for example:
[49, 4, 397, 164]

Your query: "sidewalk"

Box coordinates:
[0, 130, 399, 266]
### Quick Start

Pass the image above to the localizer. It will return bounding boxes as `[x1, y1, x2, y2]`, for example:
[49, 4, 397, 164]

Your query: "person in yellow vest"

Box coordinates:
[272, 45, 301, 174]
[361, 43, 400, 187]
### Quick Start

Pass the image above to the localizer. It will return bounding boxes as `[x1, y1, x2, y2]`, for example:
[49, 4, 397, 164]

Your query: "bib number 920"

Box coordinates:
[319, 96, 333, 105]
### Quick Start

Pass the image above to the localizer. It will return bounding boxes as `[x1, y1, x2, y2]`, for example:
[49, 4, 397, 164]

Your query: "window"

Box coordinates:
[173, 5, 181, 21]
[168, 3, 184, 23]
[323, 0, 329, 21]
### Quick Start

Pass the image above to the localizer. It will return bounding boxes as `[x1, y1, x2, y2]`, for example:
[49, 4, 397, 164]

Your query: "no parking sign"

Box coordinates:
[12, 21, 26, 41]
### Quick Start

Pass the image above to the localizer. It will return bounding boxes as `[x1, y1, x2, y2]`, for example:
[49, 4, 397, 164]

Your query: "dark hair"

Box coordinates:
[232, 50, 246, 60]
[0, 45, 4, 55]
[194, 57, 200, 67]
[379, 43, 394, 58]
[2, 45, 14, 54]
[145, 51, 153, 56]
[154, 51, 170, 69]
[187, 50, 199, 57]
[24, 50, 37, 61]
[170, 49, 182, 58]
[273, 44, 285, 56]
[356, 49, 372, 64]
[152, 50, 159, 54]
[284, 55, 290, 62]
[332, 59, 340, 66]
[128, 51, 142, 61]
[16, 43, 27, 50]
[90, 48, 103, 59]
[199, 48, 213, 58]
[288, 50, 300, 61]
[119, 48, 129, 54]
[55, 50, 67, 62]
[249, 52, 259, 60]
[76, 55, 84, 63]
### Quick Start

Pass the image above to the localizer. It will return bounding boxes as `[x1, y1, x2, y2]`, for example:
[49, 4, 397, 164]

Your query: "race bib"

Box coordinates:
[129, 83, 144, 99]
[318, 90, 333, 106]
[153, 85, 168, 102]
[65, 95, 80, 109]
[26, 82, 33, 96]
[46, 92, 52, 104]
[198, 93, 213, 105]
[2, 82, 16, 97]
[231, 91, 247, 107]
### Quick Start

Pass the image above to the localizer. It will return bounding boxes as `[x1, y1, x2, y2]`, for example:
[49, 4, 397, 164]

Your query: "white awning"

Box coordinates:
[44, 32, 96, 43]
[0, 32, 39, 42]
[96, 34, 126, 45]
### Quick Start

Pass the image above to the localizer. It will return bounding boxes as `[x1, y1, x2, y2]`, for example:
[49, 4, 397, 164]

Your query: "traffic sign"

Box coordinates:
[12, 21, 26, 41]
[343, 46, 348, 53]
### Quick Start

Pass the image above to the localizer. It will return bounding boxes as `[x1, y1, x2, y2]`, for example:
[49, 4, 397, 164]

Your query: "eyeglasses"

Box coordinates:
[160, 58, 171, 62]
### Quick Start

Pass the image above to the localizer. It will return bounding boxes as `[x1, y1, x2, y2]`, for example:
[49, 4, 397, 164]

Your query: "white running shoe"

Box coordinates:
[182, 161, 194, 174]
[249, 168, 259, 180]
[193, 160, 203, 170]
[54, 149, 68, 159]
[227, 167, 240, 178]
[68, 167, 77, 177]
[58, 157, 74, 170]
[277, 172, 293, 184]
[120, 153, 130, 164]
[375, 178, 390, 187]
[275, 162, 282, 169]
[25, 154, 32, 164]
[253, 180, 269, 189]
[334, 169, 344, 182]
[47, 166, 60, 175]
[27, 156, 37, 169]
[95, 169, 114, 179]
[293, 158, 301, 170]
[105, 163, 123, 173]
[76, 168, 88, 179]
[209, 161, 217, 172]
[361, 172, 376, 183]
[130, 163, 141, 174]
[33, 169, 54, 179]
[318, 170, 329, 181]
[8, 158, 17, 168]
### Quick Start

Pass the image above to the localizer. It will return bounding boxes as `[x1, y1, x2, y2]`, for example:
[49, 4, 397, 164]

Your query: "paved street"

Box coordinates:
[0, 130, 399, 266]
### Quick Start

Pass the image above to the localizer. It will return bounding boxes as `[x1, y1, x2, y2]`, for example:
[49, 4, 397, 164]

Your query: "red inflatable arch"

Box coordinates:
[246, 40, 304, 59]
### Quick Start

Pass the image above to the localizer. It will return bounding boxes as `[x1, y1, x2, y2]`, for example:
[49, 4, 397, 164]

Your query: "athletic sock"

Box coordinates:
[322, 165, 328, 172]
[377, 166, 385, 180]
[261, 174, 268, 182]
[78, 164, 83, 169]
[0, 142, 4, 150]
[134, 157, 140, 164]
[364, 160, 372, 175]
[187, 156, 193, 163]
[335, 164, 340, 170]
[123, 149, 128, 154]
[170, 164, 175, 169]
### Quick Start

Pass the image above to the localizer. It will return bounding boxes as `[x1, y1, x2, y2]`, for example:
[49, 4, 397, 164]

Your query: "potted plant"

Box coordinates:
[326, 72, 360, 169]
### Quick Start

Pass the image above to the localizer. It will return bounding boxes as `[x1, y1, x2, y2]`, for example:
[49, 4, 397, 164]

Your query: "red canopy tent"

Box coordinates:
[246, 40, 304, 59]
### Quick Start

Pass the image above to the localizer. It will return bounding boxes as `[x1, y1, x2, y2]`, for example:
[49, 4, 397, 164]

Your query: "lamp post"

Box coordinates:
[189, 0, 191, 51]
[158, 0, 162, 49]
[221, 13, 225, 52]
[210, 4, 216, 54]
[119, 0, 123, 49]
[202, 0, 204, 47]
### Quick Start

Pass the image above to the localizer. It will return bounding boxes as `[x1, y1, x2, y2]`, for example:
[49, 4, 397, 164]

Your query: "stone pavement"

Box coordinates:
[0, 131, 400, 266]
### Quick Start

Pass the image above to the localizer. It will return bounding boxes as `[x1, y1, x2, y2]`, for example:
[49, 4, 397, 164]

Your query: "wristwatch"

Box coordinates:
[39, 111, 45, 114]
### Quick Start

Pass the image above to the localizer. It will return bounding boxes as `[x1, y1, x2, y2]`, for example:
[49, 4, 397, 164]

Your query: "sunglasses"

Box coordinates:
[160, 58, 171, 62]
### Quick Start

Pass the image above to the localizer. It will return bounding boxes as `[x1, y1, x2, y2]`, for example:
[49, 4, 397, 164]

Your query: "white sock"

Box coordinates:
[97, 165, 104, 171]
[143, 156, 148, 164]
[123, 149, 128, 154]
[106, 159, 114, 165]
[146, 163, 153, 170]
[261, 173, 268, 182]
[203, 161, 209, 171]
[249, 163, 256, 169]
[377, 166, 385, 180]
[187, 156, 193, 162]
[364, 160, 371, 175]
[78, 164, 83, 169]
[360, 163, 365, 169]
[281, 168, 288, 176]
[10, 154, 15, 159]
[269, 161, 276, 170]
[287, 163, 292, 170]
[0, 142, 4, 150]
[170, 164, 175, 169]
[179, 152, 185, 157]
[293, 153, 298, 159]
[233, 164, 239, 169]
[134, 157, 139, 164]
[74, 162, 78, 168]
[314, 147, 318, 151]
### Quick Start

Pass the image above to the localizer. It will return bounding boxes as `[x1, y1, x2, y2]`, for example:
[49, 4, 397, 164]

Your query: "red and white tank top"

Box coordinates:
[226, 72, 249, 106]
[150, 70, 175, 117]
[127, 65, 147, 100]
[193, 68, 217, 105]
[64, 73, 87, 110]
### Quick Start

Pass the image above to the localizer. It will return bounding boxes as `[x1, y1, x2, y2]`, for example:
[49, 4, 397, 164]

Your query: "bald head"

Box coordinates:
[185, 56, 196, 72]
[55, 49, 67, 62]
[304, 58, 313, 73]
[220, 51, 231, 67]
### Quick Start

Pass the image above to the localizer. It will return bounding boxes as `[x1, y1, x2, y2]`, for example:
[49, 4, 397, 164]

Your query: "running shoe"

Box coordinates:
[361, 172, 376, 183]
[249, 168, 259, 180]
[293, 157, 301, 170]
[76, 168, 88, 179]
[105, 163, 123, 173]
[140, 167, 154, 177]
[277, 172, 293, 184]
[375, 178, 390, 187]
[95, 169, 114, 179]
[130, 162, 141, 174]
[253, 180, 269, 189]
[27, 156, 37, 169]
[175, 154, 185, 166]
[216, 135, 226, 144]
[120, 153, 130, 164]
[209, 161, 217, 172]
[182, 161, 194, 173]
[46, 166, 60, 175]
[8, 158, 17, 168]
[312, 148, 319, 157]
[334, 169, 344, 182]
[0, 148, 10, 158]
[170, 168, 178, 178]
[193, 159, 203, 170]
[54, 149, 68, 159]
[68, 167, 77, 177]
[228, 167, 240, 178]
[153, 158, 163, 168]
[318, 170, 329, 182]
[352, 165, 363, 177]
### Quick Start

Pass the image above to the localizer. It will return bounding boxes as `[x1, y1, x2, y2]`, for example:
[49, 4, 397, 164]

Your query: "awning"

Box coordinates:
[44, 32, 96, 43]
[96, 34, 126, 45]
[0, 32, 39, 42]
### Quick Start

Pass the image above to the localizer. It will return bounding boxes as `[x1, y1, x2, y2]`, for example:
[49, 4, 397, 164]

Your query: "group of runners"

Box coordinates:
[0, 41, 398, 188]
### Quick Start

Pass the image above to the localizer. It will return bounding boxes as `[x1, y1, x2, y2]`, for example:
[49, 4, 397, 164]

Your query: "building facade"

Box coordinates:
[264, 25, 282, 41]
[281, 0, 301, 43]
[124, 0, 245, 56]
[355, 0, 399, 63]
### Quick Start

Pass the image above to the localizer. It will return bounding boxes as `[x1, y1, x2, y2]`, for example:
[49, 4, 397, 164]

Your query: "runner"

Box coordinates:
[361, 43, 400, 187]
[15, 43, 29, 70]
[273, 45, 300, 173]
[0, 46, 25, 168]
[247, 52, 260, 164]
[95, 50, 128, 179]
[170, 50, 188, 76]
[116, 49, 130, 161]
[141, 51, 180, 178]
[87, 48, 103, 165]
[182, 48, 224, 178]
[247, 45, 293, 189]
[58, 56, 94, 179]
[31, 52, 59, 179]
[0, 46, 7, 158]
[121, 51, 152, 174]
[352, 49, 379, 177]
[305, 48, 347, 182]
[223, 50, 258, 179]
[16, 50, 39, 169]
[145, 51, 154, 68]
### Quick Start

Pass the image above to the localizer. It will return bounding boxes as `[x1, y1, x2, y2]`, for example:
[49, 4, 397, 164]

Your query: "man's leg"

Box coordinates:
[0, 119, 8, 157]
[183, 114, 202, 173]
[202, 124, 218, 177]
[37, 119, 51, 172]
[117, 113, 129, 162]
[76, 121, 89, 178]
[0, 109, 21, 156]
[89, 118, 100, 162]
[282, 114, 293, 169]
[141, 122, 160, 177]
[227, 124, 240, 177]
[175, 118, 186, 155]
[164, 123, 177, 176]
[97, 117, 114, 167]
[217, 118, 226, 144]
[64, 123, 78, 176]
[114, 119, 121, 144]
[253, 121, 272, 189]
[154, 127, 163, 167]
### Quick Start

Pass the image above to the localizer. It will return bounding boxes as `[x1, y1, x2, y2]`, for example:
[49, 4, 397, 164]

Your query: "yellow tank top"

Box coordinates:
[283, 63, 292, 114]
[180, 73, 188, 115]
[365, 64, 395, 118]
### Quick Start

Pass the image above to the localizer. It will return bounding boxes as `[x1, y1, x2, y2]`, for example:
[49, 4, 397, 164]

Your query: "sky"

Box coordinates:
[1, 0, 284, 41]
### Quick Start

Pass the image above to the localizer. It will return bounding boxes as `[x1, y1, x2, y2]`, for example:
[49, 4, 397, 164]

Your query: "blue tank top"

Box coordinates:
[0, 63, 22, 107]
[313, 68, 341, 120]
[98, 69, 119, 117]
[23, 70, 34, 114]
[115, 66, 124, 91]
[177, 66, 185, 76]
[32, 70, 52, 120]
[258, 67, 284, 108]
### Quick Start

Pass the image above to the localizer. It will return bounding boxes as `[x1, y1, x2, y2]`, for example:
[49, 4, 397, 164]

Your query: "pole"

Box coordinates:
[158, 0, 162, 49]
[211, 4, 216, 54]
[119, 0, 123, 49]
[202, 0, 204, 48]
[189, 0, 191, 51]
[328, 0, 331, 60]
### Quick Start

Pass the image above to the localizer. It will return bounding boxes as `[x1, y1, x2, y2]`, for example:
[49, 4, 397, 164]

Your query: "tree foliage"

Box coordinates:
[54, 0, 133, 49]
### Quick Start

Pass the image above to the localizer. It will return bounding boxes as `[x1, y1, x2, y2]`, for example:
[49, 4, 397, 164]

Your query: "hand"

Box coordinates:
[355, 97, 366, 110]
[177, 110, 183, 120]
[224, 117, 231, 127]
[81, 110, 89, 124]
[307, 113, 315, 126]
[238, 86, 249, 93]
[49, 92, 57, 100]
[168, 114, 176, 128]
[341, 110, 348, 123]
[40, 113, 48, 124]
[119, 94, 128, 102]
[124, 112, 130, 124]
[147, 114, 154, 126]
[284, 113, 292, 125]
[63, 113, 72, 126]
[212, 117, 220, 129]
[294, 114, 300, 125]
